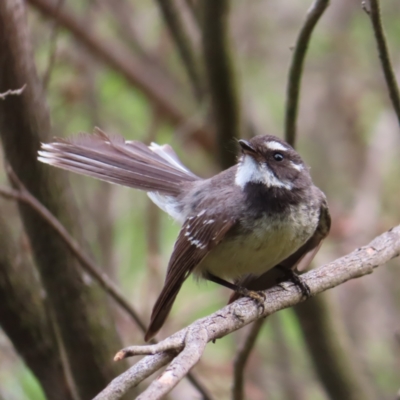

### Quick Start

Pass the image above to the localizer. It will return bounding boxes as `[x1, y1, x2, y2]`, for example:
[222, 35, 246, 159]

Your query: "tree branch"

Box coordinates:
[0, 173, 147, 332]
[232, 319, 265, 400]
[294, 294, 377, 400]
[94, 353, 175, 400]
[0, 210, 76, 400]
[27, 0, 214, 151]
[0, 83, 26, 99]
[155, 0, 204, 101]
[95, 224, 400, 399]
[363, 0, 400, 126]
[0, 1, 127, 397]
[0, 173, 212, 400]
[284, 0, 330, 147]
[201, 0, 241, 169]
[42, 0, 64, 89]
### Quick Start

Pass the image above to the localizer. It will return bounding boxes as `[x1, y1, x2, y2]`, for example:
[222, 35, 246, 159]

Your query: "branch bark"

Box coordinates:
[0, 83, 26, 99]
[0, 179, 147, 333]
[0, 1, 127, 397]
[95, 224, 400, 399]
[284, 0, 330, 147]
[0, 178, 212, 400]
[201, 0, 241, 169]
[0, 210, 75, 400]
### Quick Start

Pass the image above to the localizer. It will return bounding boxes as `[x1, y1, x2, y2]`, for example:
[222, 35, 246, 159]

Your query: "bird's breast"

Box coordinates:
[195, 202, 320, 281]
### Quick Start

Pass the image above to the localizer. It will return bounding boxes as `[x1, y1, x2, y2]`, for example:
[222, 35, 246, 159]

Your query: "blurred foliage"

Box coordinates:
[1, 0, 400, 399]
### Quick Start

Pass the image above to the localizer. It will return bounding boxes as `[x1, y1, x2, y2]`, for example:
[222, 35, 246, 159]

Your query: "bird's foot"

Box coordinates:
[236, 287, 266, 313]
[276, 266, 311, 298]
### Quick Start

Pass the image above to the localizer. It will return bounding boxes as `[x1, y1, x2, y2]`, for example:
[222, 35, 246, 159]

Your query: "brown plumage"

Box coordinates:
[39, 129, 331, 341]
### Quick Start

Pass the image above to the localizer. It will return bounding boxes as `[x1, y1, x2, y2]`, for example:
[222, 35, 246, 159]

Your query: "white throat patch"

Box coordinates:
[235, 155, 292, 190]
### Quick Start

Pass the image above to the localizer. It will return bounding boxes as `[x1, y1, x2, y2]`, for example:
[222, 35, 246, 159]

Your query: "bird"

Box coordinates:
[38, 128, 330, 341]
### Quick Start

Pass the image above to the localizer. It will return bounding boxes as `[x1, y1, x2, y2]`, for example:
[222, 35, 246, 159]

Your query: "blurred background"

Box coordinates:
[0, 0, 399, 399]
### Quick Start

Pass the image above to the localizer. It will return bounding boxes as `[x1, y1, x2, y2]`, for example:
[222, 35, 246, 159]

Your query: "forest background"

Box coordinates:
[0, 0, 400, 399]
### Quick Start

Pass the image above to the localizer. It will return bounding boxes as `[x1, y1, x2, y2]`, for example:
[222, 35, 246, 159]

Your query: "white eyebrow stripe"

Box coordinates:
[265, 141, 288, 152]
[290, 161, 304, 171]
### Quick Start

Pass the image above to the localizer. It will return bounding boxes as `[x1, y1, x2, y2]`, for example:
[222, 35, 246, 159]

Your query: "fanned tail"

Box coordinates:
[38, 128, 199, 196]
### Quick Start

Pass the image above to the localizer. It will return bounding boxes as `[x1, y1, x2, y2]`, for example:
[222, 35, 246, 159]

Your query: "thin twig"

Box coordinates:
[0, 170, 213, 400]
[284, 0, 330, 147]
[1, 169, 147, 333]
[184, 0, 201, 27]
[0, 84, 26, 100]
[365, 0, 400, 126]
[137, 327, 208, 400]
[94, 224, 400, 399]
[42, 0, 65, 89]
[93, 352, 175, 400]
[27, 0, 214, 151]
[232, 319, 265, 400]
[155, 0, 204, 101]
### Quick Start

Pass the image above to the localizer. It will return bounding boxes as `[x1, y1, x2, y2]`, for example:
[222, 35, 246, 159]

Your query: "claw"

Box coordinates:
[276, 266, 311, 298]
[236, 288, 266, 313]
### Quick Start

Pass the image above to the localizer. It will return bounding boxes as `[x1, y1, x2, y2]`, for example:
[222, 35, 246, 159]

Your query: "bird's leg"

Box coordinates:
[276, 266, 311, 298]
[205, 273, 266, 307]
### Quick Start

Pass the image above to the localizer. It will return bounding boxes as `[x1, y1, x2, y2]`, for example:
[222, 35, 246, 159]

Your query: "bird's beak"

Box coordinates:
[238, 140, 257, 156]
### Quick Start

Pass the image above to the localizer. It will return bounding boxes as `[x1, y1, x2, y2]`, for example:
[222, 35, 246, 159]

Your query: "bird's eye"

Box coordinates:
[273, 152, 284, 161]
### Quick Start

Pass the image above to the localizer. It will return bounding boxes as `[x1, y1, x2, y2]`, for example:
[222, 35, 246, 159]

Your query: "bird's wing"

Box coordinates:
[228, 198, 331, 303]
[145, 212, 236, 341]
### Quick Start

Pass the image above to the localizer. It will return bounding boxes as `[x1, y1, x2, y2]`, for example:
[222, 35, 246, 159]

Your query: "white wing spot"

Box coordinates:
[197, 210, 206, 217]
[189, 238, 206, 249]
[203, 219, 214, 224]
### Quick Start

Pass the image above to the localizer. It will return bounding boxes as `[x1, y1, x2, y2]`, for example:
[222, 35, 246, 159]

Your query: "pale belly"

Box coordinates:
[195, 205, 319, 281]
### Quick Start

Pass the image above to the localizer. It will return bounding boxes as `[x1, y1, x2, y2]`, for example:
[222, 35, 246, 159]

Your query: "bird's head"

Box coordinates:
[235, 135, 310, 190]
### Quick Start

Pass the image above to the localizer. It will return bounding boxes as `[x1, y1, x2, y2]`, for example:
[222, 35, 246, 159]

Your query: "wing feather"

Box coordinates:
[145, 214, 235, 341]
[38, 128, 199, 195]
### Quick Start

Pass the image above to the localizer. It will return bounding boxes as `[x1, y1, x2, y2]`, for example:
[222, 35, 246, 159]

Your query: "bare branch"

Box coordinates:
[137, 327, 208, 399]
[0, 211, 76, 400]
[0, 169, 147, 333]
[93, 353, 175, 400]
[202, 0, 241, 169]
[0, 84, 26, 99]
[155, 0, 204, 100]
[364, 0, 400, 126]
[42, 0, 64, 89]
[295, 295, 377, 400]
[232, 319, 265, 400]
[284, 0, 330, 147]
[0, 173, 212, 400]
[27, 0, 214, 151]
[183, 0, 202, 27]
[0, 0, 127, 395]
[95, 224, 400, 399]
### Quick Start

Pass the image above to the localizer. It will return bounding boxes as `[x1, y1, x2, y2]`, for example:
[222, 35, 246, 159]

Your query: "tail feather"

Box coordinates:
[144, 279, 184, 341]
[38, 128, 199, 195]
